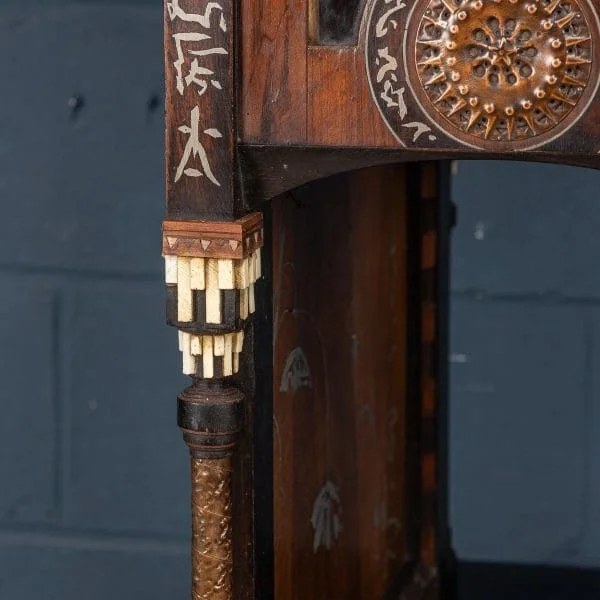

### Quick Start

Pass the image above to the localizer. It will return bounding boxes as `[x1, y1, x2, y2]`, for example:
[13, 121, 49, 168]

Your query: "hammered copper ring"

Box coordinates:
[409, 0, 598, 148]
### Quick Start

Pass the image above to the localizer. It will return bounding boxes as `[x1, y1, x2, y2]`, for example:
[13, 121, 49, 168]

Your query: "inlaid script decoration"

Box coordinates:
[365, 0, 600, 151]
[167, 0, 230, 186]
[366, 0, 438, 147]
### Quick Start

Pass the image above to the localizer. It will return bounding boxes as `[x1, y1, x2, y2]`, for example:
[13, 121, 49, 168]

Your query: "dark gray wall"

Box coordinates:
[0, 1, 190, 597]
[451, 161, 600, 568]
[0, 0, 598, 597]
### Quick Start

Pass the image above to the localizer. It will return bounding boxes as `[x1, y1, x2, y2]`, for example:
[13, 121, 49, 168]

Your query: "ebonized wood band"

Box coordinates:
[179, 380, 244, 459]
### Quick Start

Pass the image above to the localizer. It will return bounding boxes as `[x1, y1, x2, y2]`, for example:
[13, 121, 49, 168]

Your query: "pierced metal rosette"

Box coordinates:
[413, 0, 596, 146]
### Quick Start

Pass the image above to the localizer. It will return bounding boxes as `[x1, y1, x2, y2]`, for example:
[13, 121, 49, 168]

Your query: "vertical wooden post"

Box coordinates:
[164, 0, 236, 219]
[163, 2, 260, 598]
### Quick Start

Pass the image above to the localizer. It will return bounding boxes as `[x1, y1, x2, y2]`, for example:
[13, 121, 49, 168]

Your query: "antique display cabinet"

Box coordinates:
[161, 0, 600, 598]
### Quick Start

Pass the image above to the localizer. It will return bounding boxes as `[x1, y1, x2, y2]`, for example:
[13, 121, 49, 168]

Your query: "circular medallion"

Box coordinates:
[411, 0, 595, 147]
[365, 0, 600, 150]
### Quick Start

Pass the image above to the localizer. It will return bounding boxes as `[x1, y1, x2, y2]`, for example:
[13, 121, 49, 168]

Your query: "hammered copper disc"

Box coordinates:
[414, 0, 594, 144]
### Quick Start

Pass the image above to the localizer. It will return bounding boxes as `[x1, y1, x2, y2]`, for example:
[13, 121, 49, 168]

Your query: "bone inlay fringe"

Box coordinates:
[165, 250, 262, 324]
[178, 330, 244, 377]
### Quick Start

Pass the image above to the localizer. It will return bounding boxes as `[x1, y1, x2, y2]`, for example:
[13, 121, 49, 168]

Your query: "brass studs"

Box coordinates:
[413, 0, 593, 144]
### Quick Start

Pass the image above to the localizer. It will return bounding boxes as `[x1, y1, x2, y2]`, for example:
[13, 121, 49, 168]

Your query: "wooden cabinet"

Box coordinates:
[161, 1, 600, 597]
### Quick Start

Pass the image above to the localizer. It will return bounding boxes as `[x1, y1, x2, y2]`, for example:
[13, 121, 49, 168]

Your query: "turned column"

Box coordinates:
[162, 217, 263, 599]
[180, 382, 241, 599]
[162, 1, 257, 598]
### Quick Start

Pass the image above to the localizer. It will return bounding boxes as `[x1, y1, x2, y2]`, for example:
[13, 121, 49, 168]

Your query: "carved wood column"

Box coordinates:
[163, 2, 259, 598]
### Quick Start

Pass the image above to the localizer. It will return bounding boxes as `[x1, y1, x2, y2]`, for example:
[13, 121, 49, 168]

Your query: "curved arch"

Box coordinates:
[240, 144, 600, 205]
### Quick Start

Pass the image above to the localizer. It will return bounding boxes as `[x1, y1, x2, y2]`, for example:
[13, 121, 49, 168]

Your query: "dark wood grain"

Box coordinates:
[307, 46, 398, 147]
[272, 165, 431, 599]
[241, 0, 308, 144]
[239, 144, 600, 206]
[165, 0, 236, 219]
[419, 162, 440, 568]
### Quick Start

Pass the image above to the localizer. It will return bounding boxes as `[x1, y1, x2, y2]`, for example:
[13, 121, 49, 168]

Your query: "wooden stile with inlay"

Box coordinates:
[161, 0, 600, 598]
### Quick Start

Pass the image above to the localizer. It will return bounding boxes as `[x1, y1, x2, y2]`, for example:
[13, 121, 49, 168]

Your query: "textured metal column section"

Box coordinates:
[178, 379, 244, 600]
[191, 456, 233, 600]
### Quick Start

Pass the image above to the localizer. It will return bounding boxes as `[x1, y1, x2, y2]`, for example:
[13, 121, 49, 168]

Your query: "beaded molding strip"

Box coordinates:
[163, 214, 264, 378]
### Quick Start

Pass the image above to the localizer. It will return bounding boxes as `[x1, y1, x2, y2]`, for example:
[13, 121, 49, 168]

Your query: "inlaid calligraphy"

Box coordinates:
[168, 0, 228, 186]
[366, 0, 438, 146]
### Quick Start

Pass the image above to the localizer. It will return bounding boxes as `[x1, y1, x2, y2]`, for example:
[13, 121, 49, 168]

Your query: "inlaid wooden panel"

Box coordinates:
[164, 0, 237, 220]
[239, 0, 600, 168]
[272, 165, 418, 599]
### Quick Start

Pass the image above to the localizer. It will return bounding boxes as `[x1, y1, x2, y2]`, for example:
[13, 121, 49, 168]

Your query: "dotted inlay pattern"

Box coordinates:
[415, 0, 594, 143]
